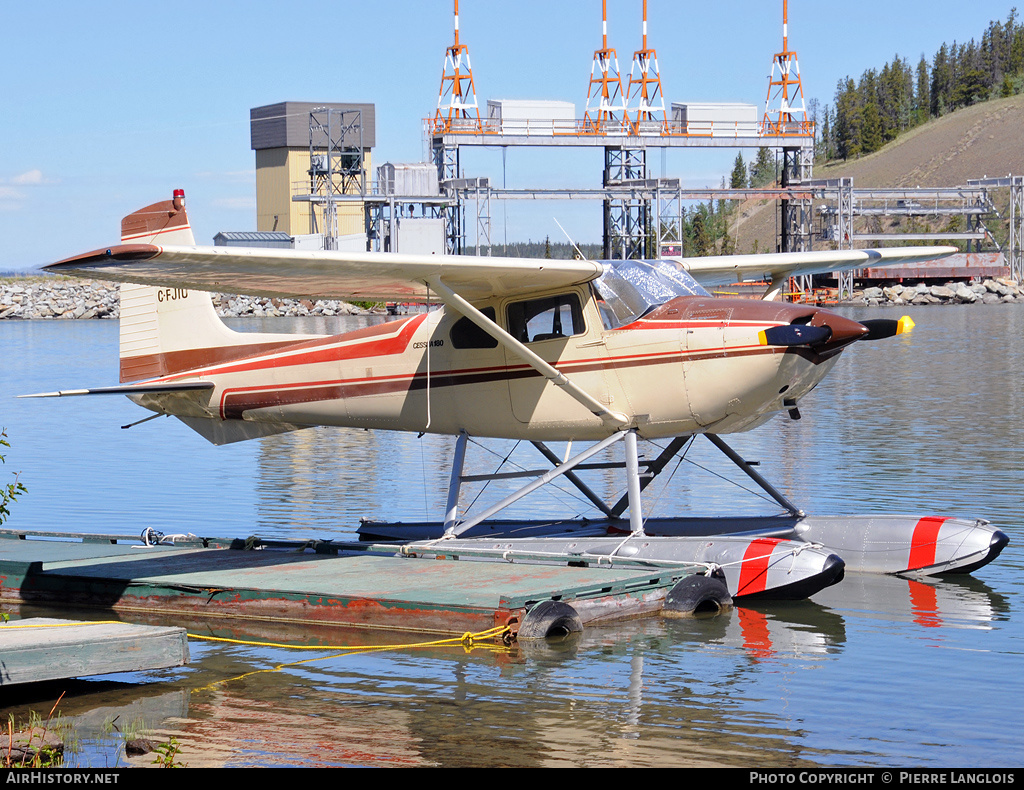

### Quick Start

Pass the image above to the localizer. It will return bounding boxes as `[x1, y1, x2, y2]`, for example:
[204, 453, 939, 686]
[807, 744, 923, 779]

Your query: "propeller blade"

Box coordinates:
[859, 316, 914, 341]
[758, 324, 832, 347]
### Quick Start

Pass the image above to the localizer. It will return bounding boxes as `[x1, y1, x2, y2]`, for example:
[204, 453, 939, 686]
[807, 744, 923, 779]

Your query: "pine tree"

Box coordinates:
[915, 55, 931, 124]
[749, 148, 776, 187]
[730, 153, 747, 189]
[861, 102, 883, 153]
[818, 105, 833, 161]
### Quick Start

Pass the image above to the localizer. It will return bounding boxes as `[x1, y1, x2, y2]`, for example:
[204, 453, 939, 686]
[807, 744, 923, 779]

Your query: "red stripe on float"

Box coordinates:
[908, 516, 947, 570]
[736, 538, 782, 596]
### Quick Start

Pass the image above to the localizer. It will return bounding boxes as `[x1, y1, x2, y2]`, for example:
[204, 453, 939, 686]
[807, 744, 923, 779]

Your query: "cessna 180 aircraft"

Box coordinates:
[26, 190, 1008, 604]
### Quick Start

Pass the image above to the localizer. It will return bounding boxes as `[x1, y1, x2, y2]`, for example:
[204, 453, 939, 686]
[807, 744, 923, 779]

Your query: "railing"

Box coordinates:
[426, 115, 814, 139]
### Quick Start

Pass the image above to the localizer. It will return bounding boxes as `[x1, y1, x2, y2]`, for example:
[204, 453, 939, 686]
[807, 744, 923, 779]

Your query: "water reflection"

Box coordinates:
[7, 565, 1013, 768]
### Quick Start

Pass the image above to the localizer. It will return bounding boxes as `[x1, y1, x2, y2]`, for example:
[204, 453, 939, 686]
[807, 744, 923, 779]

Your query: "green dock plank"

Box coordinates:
[0, 618, 189, 686]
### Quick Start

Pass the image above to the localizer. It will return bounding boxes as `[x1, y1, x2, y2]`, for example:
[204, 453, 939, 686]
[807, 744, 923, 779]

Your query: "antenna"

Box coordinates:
[626, 0, 666, 133]
[553, 217, 589, 261]
[762, 0, 808, 136]
[583, 0, 627, 133]
[435, 0, 481, 133]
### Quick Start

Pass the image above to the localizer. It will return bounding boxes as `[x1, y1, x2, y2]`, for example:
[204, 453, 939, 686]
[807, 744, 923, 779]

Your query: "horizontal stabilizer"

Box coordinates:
[18, 382, 215, 399]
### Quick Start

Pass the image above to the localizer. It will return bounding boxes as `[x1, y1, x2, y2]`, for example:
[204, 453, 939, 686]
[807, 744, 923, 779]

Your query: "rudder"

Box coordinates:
[117, 190, 317, 383]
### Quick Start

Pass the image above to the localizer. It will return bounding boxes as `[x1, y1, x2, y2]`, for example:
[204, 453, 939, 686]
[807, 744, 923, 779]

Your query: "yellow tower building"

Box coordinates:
[250, 101, 375, 239]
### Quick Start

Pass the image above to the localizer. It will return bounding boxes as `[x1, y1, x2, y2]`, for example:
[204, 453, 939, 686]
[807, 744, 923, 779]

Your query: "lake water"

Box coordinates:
[1, 306, 1022, 768]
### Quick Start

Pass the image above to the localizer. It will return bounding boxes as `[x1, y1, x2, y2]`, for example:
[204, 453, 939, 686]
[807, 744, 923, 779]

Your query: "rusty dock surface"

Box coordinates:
[0, 532, 685, 636]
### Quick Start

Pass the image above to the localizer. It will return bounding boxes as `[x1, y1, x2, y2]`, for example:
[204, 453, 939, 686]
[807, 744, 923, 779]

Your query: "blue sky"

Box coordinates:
[1, 0, 1015, 269]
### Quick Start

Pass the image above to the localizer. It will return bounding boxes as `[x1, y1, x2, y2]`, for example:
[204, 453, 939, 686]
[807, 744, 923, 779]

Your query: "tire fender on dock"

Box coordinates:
[517, 600, 584, 640]
[663, 574, 733, 617]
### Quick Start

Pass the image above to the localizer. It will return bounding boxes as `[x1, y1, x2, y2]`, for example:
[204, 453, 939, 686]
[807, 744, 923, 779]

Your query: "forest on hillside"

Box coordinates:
[817, 9, 1024, 161]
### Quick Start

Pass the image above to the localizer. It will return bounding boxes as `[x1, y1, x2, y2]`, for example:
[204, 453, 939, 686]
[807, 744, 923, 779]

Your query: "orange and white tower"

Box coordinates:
[435, 0, 481, 133]
[762, 0, 809, 136]
[584, 0, 627, 133]
[626, 0, 666, 133]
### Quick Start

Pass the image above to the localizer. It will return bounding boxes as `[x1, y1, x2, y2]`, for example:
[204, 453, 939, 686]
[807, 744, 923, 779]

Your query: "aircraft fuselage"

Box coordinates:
[130, 284, 860, 442]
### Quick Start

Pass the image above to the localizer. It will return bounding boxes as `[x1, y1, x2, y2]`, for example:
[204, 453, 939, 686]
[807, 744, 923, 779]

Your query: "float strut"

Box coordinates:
[704, 433, 804, 517]
[443, 430, 469, 532]
[609, 435, 692, 518]
[444, 431, 627, 538]
[623, 429, 645, 534]
[531, 441, 616, 517]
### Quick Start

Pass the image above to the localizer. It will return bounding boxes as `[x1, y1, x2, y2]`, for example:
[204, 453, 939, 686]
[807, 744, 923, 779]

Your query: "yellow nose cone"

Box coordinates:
[897, 315, 915, 335]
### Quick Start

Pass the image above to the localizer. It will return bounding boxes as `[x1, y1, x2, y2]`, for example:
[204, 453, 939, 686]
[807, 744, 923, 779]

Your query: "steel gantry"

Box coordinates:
[426, 0, 816, 256]
[969, 176, 1024, 282]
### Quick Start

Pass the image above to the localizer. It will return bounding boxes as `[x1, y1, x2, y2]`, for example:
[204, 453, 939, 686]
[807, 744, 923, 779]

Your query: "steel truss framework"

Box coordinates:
[430, 134, 816, 256]
[306, 108, 365, 249]
[806, 177, 1024, 295]
[440, 430, 803, 540]
[604, 147, 650, 259]
[363, 196, 450, 254]
[312, 161, 1021, 287]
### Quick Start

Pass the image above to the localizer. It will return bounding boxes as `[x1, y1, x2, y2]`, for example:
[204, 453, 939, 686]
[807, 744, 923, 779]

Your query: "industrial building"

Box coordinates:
[250, 101, 375, 238]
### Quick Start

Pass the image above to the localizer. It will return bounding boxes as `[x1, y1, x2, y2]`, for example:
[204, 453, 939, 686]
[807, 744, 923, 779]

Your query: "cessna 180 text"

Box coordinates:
[27, 190, 1008, 604]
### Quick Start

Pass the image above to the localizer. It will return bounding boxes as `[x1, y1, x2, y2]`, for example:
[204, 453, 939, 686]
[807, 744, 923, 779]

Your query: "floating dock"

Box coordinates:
[0, 617, 189, 686]
[0, 531, 693, 638]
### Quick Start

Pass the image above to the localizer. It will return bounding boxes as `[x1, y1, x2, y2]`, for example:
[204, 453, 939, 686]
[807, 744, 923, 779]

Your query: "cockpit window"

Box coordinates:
[592, 259, 710, 329]
[450, 307, 499, 349]
[507, 293, 585, 344]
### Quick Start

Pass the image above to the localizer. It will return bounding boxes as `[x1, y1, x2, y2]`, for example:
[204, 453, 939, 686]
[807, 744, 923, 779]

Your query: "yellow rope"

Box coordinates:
[0, 617, 513, 692]
[0, 618, 510, 652]
[187, 625, 510, 652]
[0, 619, 126, 629]
[188, 625, 513, 691]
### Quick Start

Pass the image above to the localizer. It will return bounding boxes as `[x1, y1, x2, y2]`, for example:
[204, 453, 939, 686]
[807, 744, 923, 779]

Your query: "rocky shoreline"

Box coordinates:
[858, 277, 1024, 305]
[2, 275, 1023, 319]
[0, 278, 366, 320]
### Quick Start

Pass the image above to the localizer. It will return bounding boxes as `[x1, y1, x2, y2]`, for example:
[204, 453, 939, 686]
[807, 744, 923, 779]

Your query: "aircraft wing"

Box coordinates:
[46, 242, 959, 301]
[673, 246, 958, 287]
[45, 244, 605, 302]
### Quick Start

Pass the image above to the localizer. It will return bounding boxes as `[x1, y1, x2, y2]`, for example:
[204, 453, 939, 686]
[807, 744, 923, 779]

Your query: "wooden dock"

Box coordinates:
[0, 532, 688, 637]
[0, 618, 189, 686]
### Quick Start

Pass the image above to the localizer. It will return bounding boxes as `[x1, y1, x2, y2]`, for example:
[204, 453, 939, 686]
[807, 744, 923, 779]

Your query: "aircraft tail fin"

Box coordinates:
[120, 188, 196, 246]
[116, 190, 320, 383]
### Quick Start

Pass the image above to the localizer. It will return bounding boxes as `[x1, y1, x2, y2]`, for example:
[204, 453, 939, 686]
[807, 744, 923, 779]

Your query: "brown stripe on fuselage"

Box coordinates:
[120, 339, 316, 383]
[122, 315, 422, 383]
[219, 343, 814, 420]
[636, 297, 820, 325]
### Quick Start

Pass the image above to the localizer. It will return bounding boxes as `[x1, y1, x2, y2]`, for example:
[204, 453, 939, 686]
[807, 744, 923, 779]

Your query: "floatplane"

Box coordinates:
[24, 190, 1008, 613]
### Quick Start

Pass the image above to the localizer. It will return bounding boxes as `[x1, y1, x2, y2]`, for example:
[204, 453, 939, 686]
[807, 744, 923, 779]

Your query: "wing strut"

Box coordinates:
[425, 276, 629, 428]
[762, 278, 785, 302]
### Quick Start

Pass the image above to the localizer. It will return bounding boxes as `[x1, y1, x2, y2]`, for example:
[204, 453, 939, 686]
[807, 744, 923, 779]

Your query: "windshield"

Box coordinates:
[592, 259, 711, 329]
